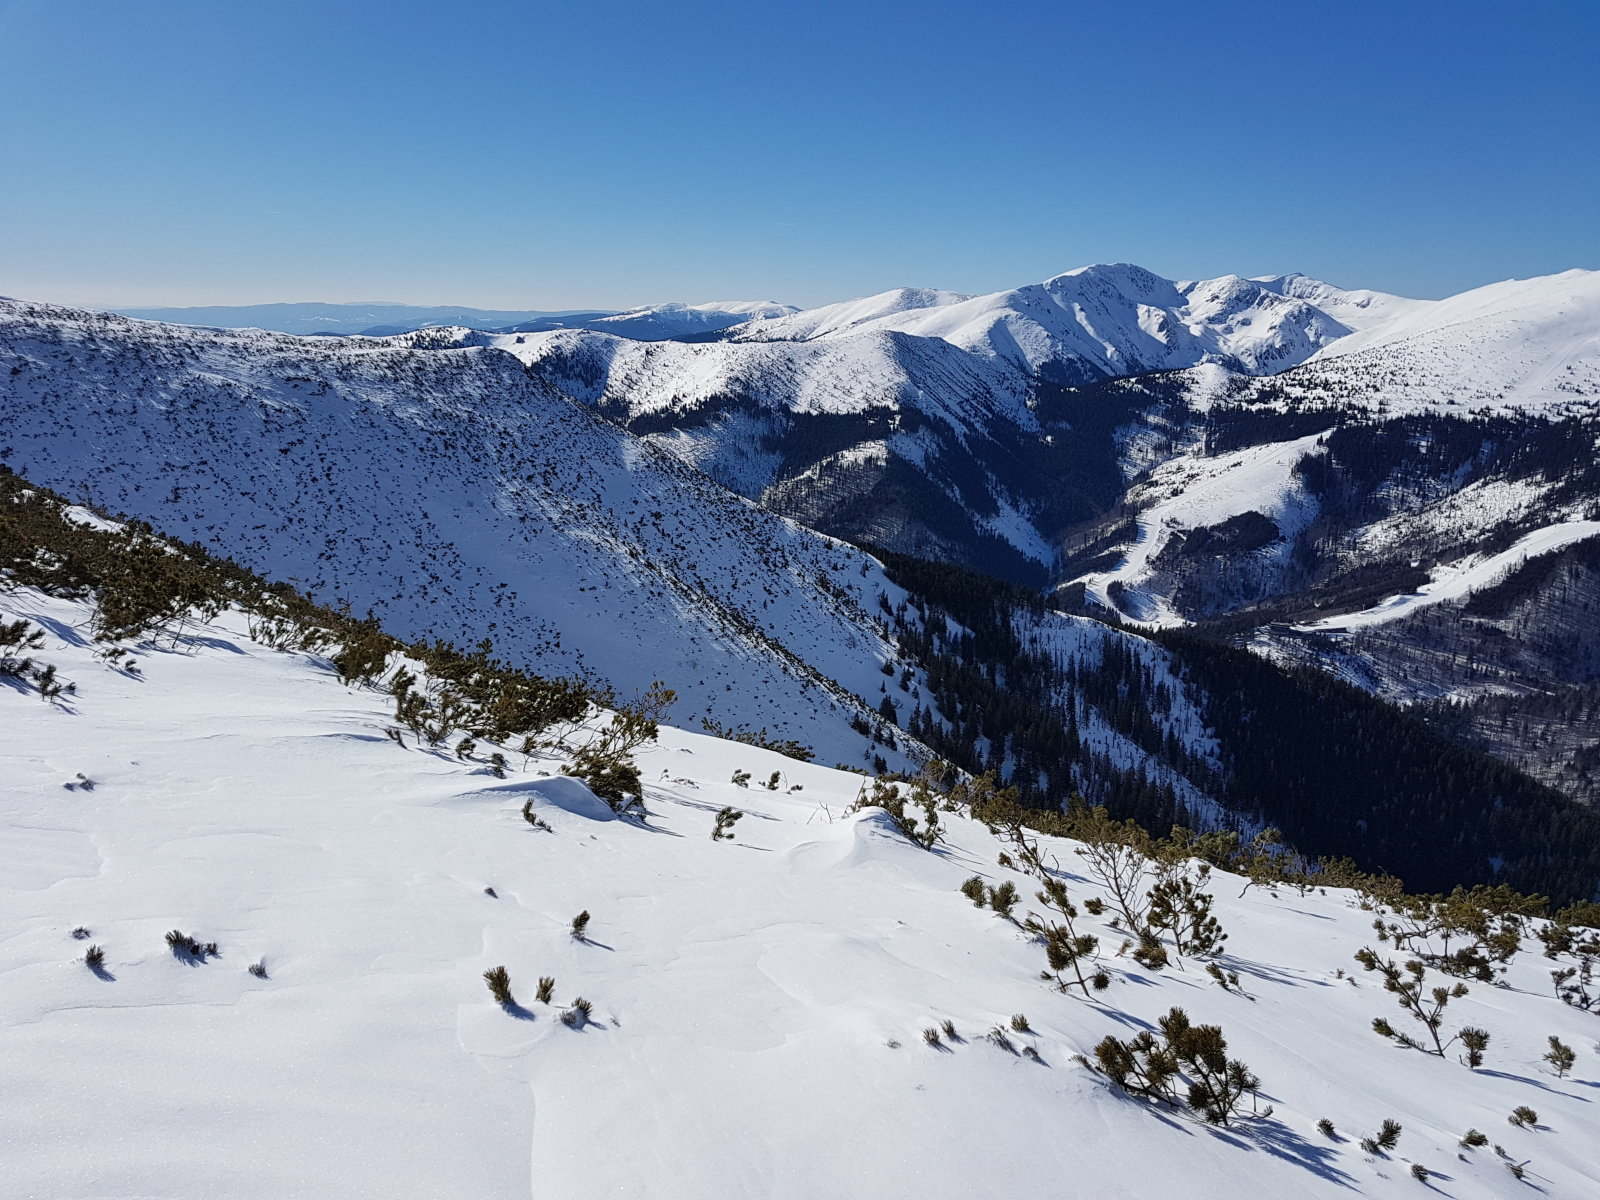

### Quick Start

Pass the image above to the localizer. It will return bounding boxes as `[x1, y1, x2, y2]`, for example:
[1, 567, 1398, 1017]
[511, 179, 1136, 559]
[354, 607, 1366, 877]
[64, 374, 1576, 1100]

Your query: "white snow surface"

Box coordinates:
[1295, 520, 1600, 632]
[726, 264, 1375, 378]
[0, 297, 921, 771]
[1281, 269, 1600, 416]
[5, 588, 1598, 1199]
[1079, 434, 1327, 626]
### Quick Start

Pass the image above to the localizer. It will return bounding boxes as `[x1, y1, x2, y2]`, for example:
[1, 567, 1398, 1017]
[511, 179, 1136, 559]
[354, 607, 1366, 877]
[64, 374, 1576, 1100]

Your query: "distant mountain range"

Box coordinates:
[8, 260, 1600, 820]
[112, 299, 798, 339]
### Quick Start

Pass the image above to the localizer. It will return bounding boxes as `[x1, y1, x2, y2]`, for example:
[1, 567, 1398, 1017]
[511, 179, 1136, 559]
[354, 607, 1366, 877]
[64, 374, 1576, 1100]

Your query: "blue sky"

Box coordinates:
[2, 0, 1596, 309]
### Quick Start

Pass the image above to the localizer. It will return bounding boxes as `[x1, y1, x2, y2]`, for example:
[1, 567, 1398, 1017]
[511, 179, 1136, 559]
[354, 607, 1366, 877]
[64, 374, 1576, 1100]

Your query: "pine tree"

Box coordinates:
[1543, 1035, 1575, 1077]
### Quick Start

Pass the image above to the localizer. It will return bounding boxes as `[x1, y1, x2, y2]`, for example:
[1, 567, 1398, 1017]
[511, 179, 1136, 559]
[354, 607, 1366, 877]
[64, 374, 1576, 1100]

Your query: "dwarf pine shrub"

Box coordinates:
[484, 965, 514, 1006]
[960, 876, 987, 907]
[1095, 1008, 1261, 1126]
[1460, 1128, 1487, 1148]
[940, 1019, 957, 1040]
[536, 976, 555, 1003]
[1544, 1035, 1575, 1077]
[1508, 1106, 1537, 1128]
[712, 807, 743, 841]
[1356, 947, 1470, 1056]
[562, 997, 593, 1027]
[922, 1027, 942, 1047]
[1410, 1164, 1429, 1182]
[1459, 1026, 1491, 1068]
[1148, 865, 1227, 958]
[84, 945, 105, 969]
[1376, 1119, 1402, 1151]
[1317, 1118, 1336, 1138]
[1010, 1013, 1032, 1033]
[988, 881, 1018, 919]
[571, 911, 590, 940]
[248, 961, 268, 978]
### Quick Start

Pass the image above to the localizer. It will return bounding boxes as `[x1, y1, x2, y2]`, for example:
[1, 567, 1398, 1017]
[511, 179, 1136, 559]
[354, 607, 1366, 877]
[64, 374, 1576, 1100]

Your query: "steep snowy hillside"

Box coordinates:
[6, 584, 1599, 1199]
[497, 266, 1426, 585]
[496, 324, 1058, 580]
[0, 297, 917, 768]
[727, 264, 1374, 380]
[1051, 273, 1600, 801]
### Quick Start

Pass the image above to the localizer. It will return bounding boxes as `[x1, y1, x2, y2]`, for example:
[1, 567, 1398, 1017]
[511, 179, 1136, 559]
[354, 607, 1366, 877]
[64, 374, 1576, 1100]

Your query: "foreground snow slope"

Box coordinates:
[5, 589, 1596, 1200]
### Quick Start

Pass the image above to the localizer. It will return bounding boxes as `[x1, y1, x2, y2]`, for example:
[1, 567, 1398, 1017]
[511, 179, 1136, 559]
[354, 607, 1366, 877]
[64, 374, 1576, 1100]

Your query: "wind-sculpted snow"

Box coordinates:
[5, 589, 1598, 1199]
[0, 297, 919, 767]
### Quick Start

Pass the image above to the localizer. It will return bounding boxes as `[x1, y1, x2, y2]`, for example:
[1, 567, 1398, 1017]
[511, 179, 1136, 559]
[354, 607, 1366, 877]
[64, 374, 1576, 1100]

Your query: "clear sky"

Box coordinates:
[2, 0, 1596, 310]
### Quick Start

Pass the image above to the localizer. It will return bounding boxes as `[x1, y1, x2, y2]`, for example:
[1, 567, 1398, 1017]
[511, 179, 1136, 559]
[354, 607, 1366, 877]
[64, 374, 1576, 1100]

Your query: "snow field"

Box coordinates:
[4, 589, 1598, 1199]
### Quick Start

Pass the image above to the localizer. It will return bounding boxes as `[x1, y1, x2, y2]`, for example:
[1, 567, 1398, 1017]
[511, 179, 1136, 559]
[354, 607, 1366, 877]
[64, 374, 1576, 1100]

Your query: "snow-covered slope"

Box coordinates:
[1273, 269, 1600, 416]
[5, 586, 1597, 1199]
[727, 264, 1382, 380]
[496, 325, 1055, 576]
[1251, 273, 1432, 333]
[0, 297, 915, 768]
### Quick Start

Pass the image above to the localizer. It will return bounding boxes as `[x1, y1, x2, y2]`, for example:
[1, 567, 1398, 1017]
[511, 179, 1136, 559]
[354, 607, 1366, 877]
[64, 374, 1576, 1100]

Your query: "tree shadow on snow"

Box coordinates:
[1228, 1118, 1358, 1190]
[1477, 1068, 1590, 1102]
[22, 613, 91, 648]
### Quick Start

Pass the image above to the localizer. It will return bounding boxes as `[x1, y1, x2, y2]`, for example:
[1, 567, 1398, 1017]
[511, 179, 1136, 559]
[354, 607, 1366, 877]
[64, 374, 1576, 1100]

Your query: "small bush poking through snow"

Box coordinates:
[959, 876, 987, 907]
[1410, 1163, 1429, 1182]
[1317, 1118, 1336, 1139]
[1460, 1128, 1487, 1148]
[1094, 1008, 1262, 1127]
[987, 1026, 1016, 1053]
[1544, 1035, 1575, 1077]
[536, 976, 555, 1004]
[712, 806, 743, 841]
[987, 881, 1018, 919]
[562, 997, 593, 1028]
[520, 801, 551, 831]
[84, 945, 105, 969]
[1508, 1105, 1538, 1128]
[1376, 1119, 1403, 1151]
[70, 927, 90, 940]
[922, 1027, 942, 1047]
[483, 966, 514, 1006]
[940, 1019, 957, 1041]
[248, 961, 268, 979]
[165, 930, 214, 959]
[1009, 1013, 1032, 1034]
[570, 911, 591, 940]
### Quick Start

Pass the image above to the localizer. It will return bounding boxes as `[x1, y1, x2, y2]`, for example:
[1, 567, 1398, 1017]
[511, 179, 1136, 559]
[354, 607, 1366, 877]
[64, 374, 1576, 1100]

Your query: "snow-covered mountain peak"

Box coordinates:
[1250, 272, 1431, 332]
[722, 264, 1367, 380]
